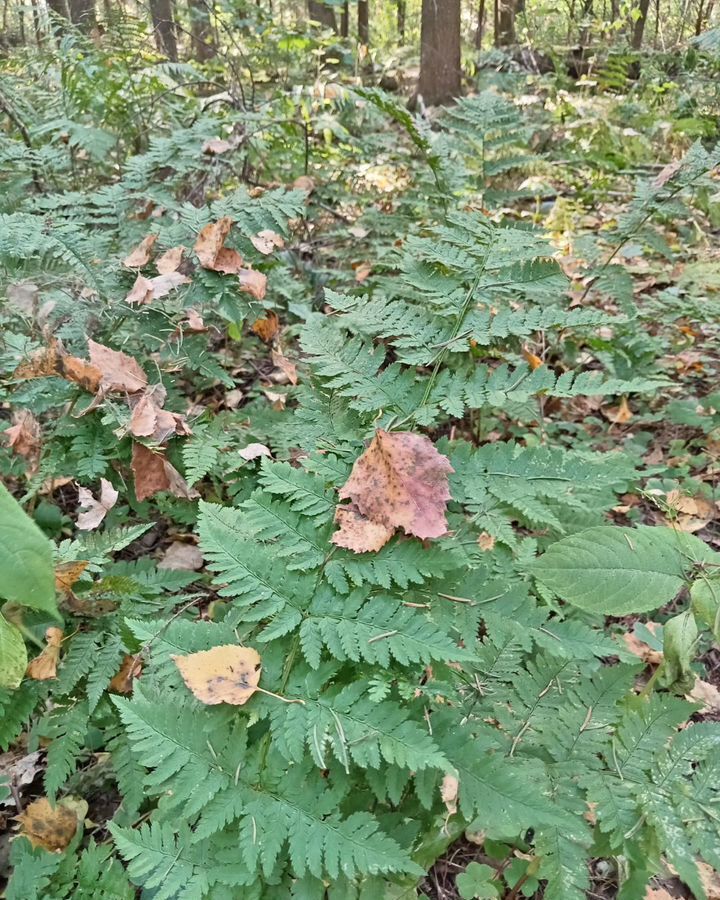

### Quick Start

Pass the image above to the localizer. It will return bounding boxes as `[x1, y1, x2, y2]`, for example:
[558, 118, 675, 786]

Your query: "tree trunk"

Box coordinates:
[397, 0, 406, 40]
[340, 0, 349, 37]
[418, 0, 461, 106]
[30, 0, 43, 44]
[630, 0, 650, 48]
[495, 0, 516, 45]
[150, 0, 178, 59]
[307, 0, 336, 29]
[190, 0, 214, 59]
[475, 0, 486, 47]
[46, 0, 70, 22]
[358, 0, 369, 43]
[69, 0, 96, 29]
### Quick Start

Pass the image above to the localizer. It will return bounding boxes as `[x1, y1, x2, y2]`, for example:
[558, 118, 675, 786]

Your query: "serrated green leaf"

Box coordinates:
[0, 483, 56, 614]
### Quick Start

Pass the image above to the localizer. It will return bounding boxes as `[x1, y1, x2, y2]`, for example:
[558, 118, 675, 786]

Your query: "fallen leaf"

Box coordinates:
[123, 234, 157, 268]
[262, 389, 286, 410]
[109, 655, 142, 694]
[347, 225, 368, 238]
[653, 159, 682, 187]
[441, 773, 459, 816]
[4, 410, 41, 472]
[239, 442, 272, 461]
[333, 506, 395, 553]
[16, 796, 82, 851]
[59, 353, 102, 393]
[644, 889, 676, 900]
[173, 645, 262, 705]
[332, 430, 454, 553]
[76, 478, 118, 530]
[522, 346, 544, 370]
[698, 861, 720, 900]
[54, 561, 89, 594]
[194, 217, 244, 275]
[202, 138, 233, 155]
[293, 175, 315, 193]
[224, 388, 244, 409]
[687, 678, 720, 713]
[622, 625, 664, 665]
[271, 349, 298, 385]
[125, 271, 191, 305]
[604, 396, 633, 424]
[158, 542, 204, 571]
[237, 267, 267, 300]
[156, 245, 186, 274]
[7, 282, 39, 315]
[129, 385, 191, 443]
[88, 340, 147, 394]
[14, 343, 63, 379]
[131, 443, 198, 502]
[183, 309, 206, 332]
[251, 229, 285, 255]
[477, 532, 496, 552]
[252, 311, 280, 342]
[26, 627, 63, 680]
[0, 750, 42, 806]
[354, 261, 372, 283]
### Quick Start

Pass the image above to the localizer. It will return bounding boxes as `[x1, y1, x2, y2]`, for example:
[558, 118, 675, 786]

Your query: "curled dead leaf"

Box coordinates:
[156, 245, 186, 275]
[77, 478, 118, 531]
[251, 229, 285, 255]
[522, 346, 544, 370]
[123, 234, 157, 268]
[26, 627, 63, 681]
[158, 541, 204, 571]
[604, 397, 633, 424]
[125, 271, 191, 305]
[353, 261, 372, 283]
[131, 443, 199, 503]
[237, 267, 267, 300]
[173, 645, 262, 706]
[129, 385, 191, 444]
[4, 410, 41, 473]
[202, 138, 233, 155]
[16, 796, 83, 852]
[54, 561, 89, 594]
[109, 655, 142, 694]
[88, 340, 147, 394]
[252, 311, 280, 342]
[194, 217, 244, 275]
[293, 175, 316, 193]
[271, 349, 298, 385]
[239, 442, 272, 462]
[441, 773, 459, 816]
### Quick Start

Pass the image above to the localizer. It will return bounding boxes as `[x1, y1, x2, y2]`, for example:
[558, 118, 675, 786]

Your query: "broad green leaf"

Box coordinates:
[533, 526, 715, 615]
[691, 577, 720, 640]
[658, 610, 698, 692]
[0, 484, 56, 614]
[0, 614, 27, 689]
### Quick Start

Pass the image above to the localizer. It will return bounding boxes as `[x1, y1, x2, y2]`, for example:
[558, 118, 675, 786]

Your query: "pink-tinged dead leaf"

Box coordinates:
[125, 272, 191, 305]
[202, 138, 233, 155]
[477, 532, 495, 552]
[644, 889, 677, 900]
[353, 261, 372, 283]
[653, 159, 682, 188]
[239, 442, 272, 461]
[131, 443, 198, 502]
[251, 229, 285, 255]
[156, 245, 186, 274]
[293, 175, 315, 193]
[125, 274, 154, 305]
[77, 477, 119, 530]
[194, 217, 244, 275]
[238, 267, 267, 300]
[687, 678, 720, 713]
[158, 541, 204, 571]
[271, 349, 298, 385]
[440, 773, 459, 816]
[26, 627, 63, 680]
[129, 385, 191, 443]
[183, 309, 207, 332]
[347, 225, 368, 238]
[88, 340, 147, 394]
[123, 234, 157, 268]
[333, 505, 395, 553]
[664, 490, 716, 533]
[332, 430, 454, 554]
[262, 389, 286, 410]
[4, 410, 41, 473]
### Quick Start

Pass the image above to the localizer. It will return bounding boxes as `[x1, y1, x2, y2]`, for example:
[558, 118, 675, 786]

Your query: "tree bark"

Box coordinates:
[495, 0, 516, 45]
[630, 0, 651, 48]
[358, 0, 369, 43]
[150, 0, 178, 59]
[307, 0, 336, 29]
[69, 0, 96, 29]
[475, 0, 486, 47]
[46, 0, 70, 23]
[418, 0, 461, 106]
[397, 0, 406, 40]
[189, 0, 214, 59]
[340, 0, 349, 37]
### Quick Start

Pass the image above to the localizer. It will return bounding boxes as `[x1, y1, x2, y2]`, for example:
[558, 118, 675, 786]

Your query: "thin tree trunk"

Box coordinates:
[495, 0, 516, 45]
[340, 0, 349, 37]
[397, 0, 406, 40]
[654, 0, 661, 43]
[358, 0, 369, 43]
[190, 0, 214, 59]
[475, 0, 486, 47]
[150, 0, 178, 59]
[418, 0, 461, 106]
[30, 0, 43, 44]
[307, 0, 336, 29]
[630, 0, 650, 48]
[69, 0, 96, 29]
[46, 0, 71, 24]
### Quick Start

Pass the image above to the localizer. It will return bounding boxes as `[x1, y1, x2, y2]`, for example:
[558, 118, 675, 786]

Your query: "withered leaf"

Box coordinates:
[183, 309, 207, 332]
[129, 385, 191, 443]
[88, 340, 148, 394]
[293, 175, 316, 193]
[173, 645, 261, 706]
[239, 442, 272, 461]
[271, 349, 298, 385]
[16, 796, 82, 852]
[252, 311, 280, 342]
[131, 443, 199, 503]
[14, 341, 102, 394]
[194, 217, 244, 275]
[333, 506, 394, 553]
[77, 478, 118, 531]
[26, 627, 63, 680]
[237, 267, 267, 300]
[441, 773, 459, 816]
[332, 430, 453, 553]
[54, 561, 89, 594]
[522, 346, 544, 370]
[123, 234, 158, 268]
[250, 229, 285, 255]
[156, 245, 186, 275]
[125, 271, 191, 305]
[158, 541, 204, 571]
[4, 410, 41, 470]
[109, 655, 142, 694]
[202, 138, 233, 155]
[653, 159, 682, 187]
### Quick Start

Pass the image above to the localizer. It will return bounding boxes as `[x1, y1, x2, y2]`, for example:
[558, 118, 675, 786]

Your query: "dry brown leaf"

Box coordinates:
[271, 349, 298, 385]
[477, 532, 496, 552]
[262, 389, 286, 410]
[123, 233, 157, 268]
[653, 159, 682, 187]
[0, 751, 42, 805]
[224, 388, 244, 409]
[131, 443, 199, 503]
[333, 506, 395, 553]
[156, 245, 186, 274]
[293, 175, 316, 193]
[644, 889, 676, 900]
[332, 430, 454, 553]
[76, 477, 118, 531]
[252, 311, 280, 342]
[698, 861, 720, 900]
[125, 271, 191, 305]
[440, 773, 459, 816]
[7, 282, 39, 315]
[4, 410, 41, 473]
[687, 678, 720, 713]
[238, 267, 267, 300]
[173, 645, 262, 706]
[59, 354, 102, 393]
[16, 796, 81, 852]
[14, 343, 62, 379]
[26, 627, 63, 681]
[88, 340, 147, 394]
[522, 346, 544, 370]
[54, 561, 89, 594]
[194, 217, 244, 275]
[129, 385, 191, 443]
[158, 541, 204, 571]
[109, 655, 142, 694]
[239, 442, 272, 461]
[605, 396, 633, 424]
[202, 138, 233, 155]
[622, 626, 664, 666]
[354, 261, 372, 283]
[183, 309, 207, 332]
[251, 229, 285, 255]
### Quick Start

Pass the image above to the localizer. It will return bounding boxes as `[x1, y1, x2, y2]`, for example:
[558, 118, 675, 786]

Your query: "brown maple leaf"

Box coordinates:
[88, 340, 148, 394]
[26, 627, 63, 680]
[131, 443, 198, 502]
[123, 233, 158, 268]
[332, 430, 454, 553]
[194, 217, 244, 275]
